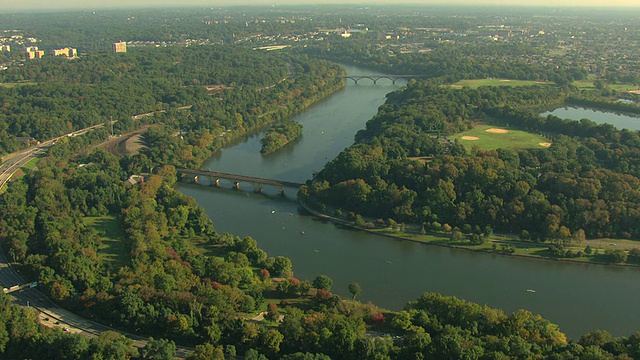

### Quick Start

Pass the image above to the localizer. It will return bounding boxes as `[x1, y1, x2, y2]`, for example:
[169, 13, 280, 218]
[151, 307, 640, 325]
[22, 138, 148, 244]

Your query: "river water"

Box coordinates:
[178, 66, 640, 339]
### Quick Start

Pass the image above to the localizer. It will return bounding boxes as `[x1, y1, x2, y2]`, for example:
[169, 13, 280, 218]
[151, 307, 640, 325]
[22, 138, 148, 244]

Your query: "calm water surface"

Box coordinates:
[543, 106, 640, 130]
[178, 67, 640, 339]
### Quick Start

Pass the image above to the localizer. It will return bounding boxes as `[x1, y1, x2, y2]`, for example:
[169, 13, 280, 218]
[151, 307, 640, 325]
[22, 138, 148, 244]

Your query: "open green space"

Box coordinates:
[573, 80, 639, 92]
[84, 215, 129, 270]
[448, 125, 551, 151]
[450, 78, 554, 89]
[573, 80, 595, 89]
[350, 220, 637, 266]
[181, 236, 228, 258]
[612, 84, 640, 92]
[20, 157, 40, 171]
[0, 82, 37, 88]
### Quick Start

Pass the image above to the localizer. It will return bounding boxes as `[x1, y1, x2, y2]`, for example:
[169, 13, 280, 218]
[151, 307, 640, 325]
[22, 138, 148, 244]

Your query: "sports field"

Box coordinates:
[449, 125, 551, 151]
[450, 79, 553, 89]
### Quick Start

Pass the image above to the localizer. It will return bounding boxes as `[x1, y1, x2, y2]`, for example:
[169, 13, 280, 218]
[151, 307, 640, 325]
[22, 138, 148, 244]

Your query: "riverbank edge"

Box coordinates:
[192, 75, 346, 170]
[298, 199, 640, 269]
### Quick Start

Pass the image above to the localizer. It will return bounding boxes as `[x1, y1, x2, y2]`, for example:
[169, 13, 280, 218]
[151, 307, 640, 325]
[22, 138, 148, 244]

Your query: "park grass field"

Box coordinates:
[20, 157, 40, 171]
[450, 78, 554, 89]
[0, 82, 37, 88]
[448, 125, 551, 151]
[573, 80, 639, 93]
[84, 215, 130, 270]
[182, 235, 227, 258]
[573, 80, 595, 90]
[612, 84, 640, 92]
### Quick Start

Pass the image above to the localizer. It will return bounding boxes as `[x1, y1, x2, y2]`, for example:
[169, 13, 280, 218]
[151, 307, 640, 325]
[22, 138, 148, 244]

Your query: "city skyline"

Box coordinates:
[2, 0, 639, 11]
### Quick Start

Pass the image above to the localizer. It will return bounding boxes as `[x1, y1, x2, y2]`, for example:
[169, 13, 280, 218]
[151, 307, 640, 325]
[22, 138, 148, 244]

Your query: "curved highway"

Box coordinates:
[0, 121, 194, 358]
[0, 250, 192, 358]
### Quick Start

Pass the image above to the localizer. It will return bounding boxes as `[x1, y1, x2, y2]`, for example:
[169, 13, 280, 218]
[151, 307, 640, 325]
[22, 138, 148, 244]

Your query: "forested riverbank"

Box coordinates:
[2, 6, 640, 359]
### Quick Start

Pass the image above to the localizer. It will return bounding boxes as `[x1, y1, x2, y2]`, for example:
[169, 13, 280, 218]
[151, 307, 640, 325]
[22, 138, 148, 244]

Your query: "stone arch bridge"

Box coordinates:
[338, 74, 424, 84]
[177, 168, 304, 194]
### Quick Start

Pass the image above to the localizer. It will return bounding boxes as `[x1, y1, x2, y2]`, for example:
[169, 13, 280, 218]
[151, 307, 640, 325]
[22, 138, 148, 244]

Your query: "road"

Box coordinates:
[0, 145, 47, 191]
[0, 122, 115, 192]
[0, 250, 192, 358]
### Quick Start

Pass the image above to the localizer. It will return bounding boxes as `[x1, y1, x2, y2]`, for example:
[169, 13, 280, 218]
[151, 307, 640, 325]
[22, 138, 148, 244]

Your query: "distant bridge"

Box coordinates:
[338, 74, 424, 84]
[176, 168, 304, 192]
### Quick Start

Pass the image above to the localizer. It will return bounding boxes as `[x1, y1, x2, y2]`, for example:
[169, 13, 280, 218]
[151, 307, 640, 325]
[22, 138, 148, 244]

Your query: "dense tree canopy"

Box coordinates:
[305, 81, 640, 240]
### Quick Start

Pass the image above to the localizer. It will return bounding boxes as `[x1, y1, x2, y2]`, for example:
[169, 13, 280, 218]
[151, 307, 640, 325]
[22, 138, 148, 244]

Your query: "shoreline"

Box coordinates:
[298, 199, 640, 269]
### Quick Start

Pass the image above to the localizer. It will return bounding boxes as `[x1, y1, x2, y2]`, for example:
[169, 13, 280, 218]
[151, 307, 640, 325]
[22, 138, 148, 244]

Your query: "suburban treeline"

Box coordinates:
[260, 120, 303, 154]
[301, 39, 589, 86]
[304, 81, 640, 241]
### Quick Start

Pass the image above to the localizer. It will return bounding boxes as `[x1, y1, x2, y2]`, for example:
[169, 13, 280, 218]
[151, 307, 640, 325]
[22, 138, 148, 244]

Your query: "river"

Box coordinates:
[178, 66, 640, 339]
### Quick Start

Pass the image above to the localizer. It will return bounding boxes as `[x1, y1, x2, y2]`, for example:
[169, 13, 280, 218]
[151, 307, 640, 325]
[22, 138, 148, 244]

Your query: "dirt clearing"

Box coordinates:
[485, 128, 509, 134]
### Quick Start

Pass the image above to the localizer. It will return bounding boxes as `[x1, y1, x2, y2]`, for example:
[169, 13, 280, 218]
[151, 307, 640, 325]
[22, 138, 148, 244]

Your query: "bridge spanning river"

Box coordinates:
[338, 74, 423, 84]
[177, 168, 305, 190]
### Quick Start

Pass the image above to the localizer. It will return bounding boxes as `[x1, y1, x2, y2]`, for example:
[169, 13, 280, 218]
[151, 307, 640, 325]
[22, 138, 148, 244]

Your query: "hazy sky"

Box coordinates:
[1, 0, 638, 11]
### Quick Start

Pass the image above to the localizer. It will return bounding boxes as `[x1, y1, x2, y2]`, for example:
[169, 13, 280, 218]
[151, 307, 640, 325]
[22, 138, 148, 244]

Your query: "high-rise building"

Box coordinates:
[112, 41, 127, 53]
[25, 46, 44, 59]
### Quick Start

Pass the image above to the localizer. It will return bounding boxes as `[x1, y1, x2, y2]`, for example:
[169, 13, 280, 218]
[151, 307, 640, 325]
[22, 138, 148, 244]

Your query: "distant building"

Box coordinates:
[53, 47, 78, 58]
[112, 41, 127, 53]
[124, 175, 144, 188]
[25, 46, 44, 59]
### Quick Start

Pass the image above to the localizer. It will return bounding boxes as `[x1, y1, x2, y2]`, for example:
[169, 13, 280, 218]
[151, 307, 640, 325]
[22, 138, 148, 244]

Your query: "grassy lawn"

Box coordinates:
[84, 215, 129, 270]
[612, 84, 640, 92]
[448, 125, 551, 151]
[450, 78, 554, 89]
[0, 82, 37, 88]
[181, 236, 227, 258]
[21, 157, 40, 171]
[360, 222, 639, 265]
[573, 80, 595, 90]
[573, 80, 639, 92]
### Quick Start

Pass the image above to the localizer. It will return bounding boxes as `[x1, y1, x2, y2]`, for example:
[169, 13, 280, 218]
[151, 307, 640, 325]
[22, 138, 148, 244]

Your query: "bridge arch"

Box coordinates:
[339, 75, 423, 85]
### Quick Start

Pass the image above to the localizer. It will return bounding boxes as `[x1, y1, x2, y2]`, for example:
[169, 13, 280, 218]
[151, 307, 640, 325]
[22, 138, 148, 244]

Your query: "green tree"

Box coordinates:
[186, 343, 224, 360]
[312, 275, 333, 291]
[603, 249, 627, 263]
[141, 337, 176, 360]
[348, 282, 362, 300]
[271, 256, 293, 278]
